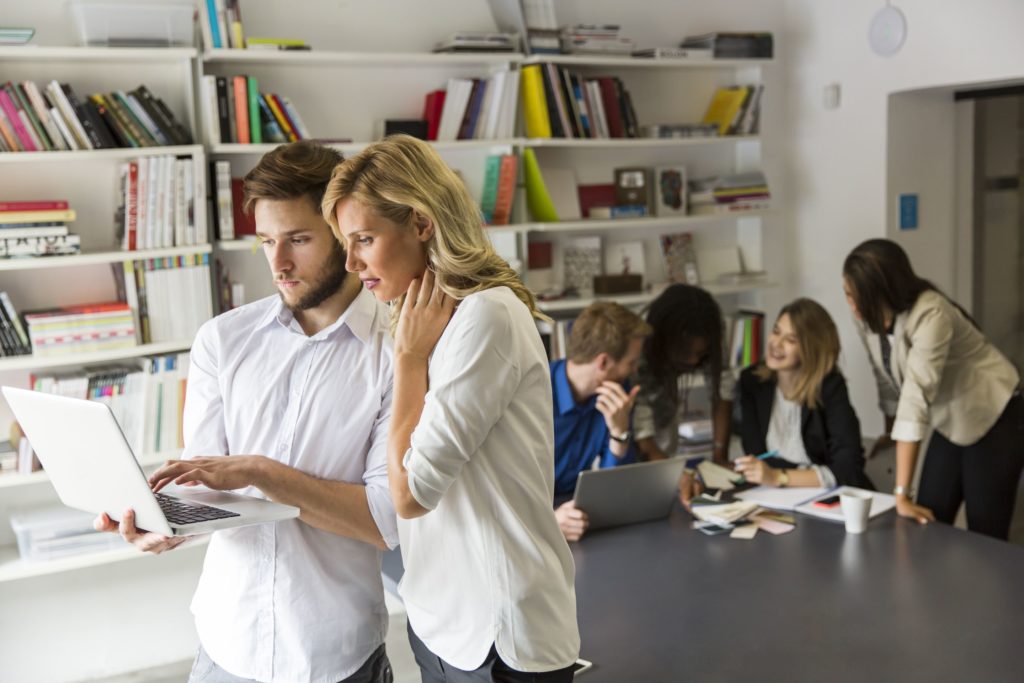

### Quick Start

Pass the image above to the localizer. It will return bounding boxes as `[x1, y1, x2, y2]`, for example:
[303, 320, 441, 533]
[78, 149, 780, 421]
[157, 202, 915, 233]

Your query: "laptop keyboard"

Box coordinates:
[156, 493, 241, 526]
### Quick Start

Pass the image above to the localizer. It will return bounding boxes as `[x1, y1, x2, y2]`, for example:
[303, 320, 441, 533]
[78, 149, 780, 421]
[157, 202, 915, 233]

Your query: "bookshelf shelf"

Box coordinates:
[0, 144, 204, 164]
[0, 450, 182, 490]
[0, 533, 209, 583]
[202, 49, 524, 67]
[492, 209, 772, 235]
[216, 238, 261, 252]
[518, 54, 774, 69]
[0, 340, 193, 373]
[210, 139, 520, 156]
[536, 279, 776, 313]
[523, 136, 759, 149]
[0, 244, 213, 272]
[0, 46, 197, 63]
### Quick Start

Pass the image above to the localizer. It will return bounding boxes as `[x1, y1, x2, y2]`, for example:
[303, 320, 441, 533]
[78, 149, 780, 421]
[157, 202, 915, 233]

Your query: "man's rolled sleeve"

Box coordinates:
[364, 379, 398, 549]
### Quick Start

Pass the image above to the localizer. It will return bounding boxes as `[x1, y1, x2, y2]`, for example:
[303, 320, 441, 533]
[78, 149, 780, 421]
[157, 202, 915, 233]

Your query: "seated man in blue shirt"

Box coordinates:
[552, 301, 651, 541]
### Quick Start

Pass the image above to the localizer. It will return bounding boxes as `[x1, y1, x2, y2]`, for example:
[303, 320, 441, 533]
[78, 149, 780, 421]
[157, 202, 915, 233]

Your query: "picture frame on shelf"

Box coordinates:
[654, 164, 688, 216]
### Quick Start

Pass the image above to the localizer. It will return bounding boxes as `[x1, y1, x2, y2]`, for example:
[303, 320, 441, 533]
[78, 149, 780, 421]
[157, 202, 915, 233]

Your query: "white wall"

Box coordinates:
[782, 0, 1024, 433]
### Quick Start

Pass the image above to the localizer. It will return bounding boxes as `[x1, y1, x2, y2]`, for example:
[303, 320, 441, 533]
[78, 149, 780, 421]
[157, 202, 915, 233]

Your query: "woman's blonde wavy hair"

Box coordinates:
[755, 297, 841, 409]
[321, 134, 546, 331]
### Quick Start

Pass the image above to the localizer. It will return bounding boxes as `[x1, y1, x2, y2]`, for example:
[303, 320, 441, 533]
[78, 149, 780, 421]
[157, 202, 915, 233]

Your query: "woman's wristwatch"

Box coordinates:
[776, 469, 789, 487]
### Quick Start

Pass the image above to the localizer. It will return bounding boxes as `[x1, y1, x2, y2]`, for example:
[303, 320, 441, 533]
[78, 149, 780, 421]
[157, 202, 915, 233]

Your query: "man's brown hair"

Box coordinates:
[567, 301, 652, 364]
[243, 141, 343, 214]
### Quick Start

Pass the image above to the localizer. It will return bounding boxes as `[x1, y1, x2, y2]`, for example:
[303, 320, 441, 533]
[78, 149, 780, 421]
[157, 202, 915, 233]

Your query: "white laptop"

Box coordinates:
[573, 457, 687, 531]
[3, 386, 299, 537]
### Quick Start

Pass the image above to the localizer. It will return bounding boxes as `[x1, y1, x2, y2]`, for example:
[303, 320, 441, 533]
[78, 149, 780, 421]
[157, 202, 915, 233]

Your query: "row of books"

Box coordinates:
[119, 255, 214, 345]
[426, 70, 521, 142]
[479, 154, 518, 226]
[211, 161, 256, 240]
[689, 171, 772, 215]
[200, 74, 311, 145]
[0, 290, 29, 356]
[197, 0, 310, 52]
[0, 199, 81, 258]
[727, 311, 766, 369]
[521, 64, 638, 139]
[29, 352, 189, 456]
[560, 24, 636, 56]
[703, 85, 765, 136]
[115, 155, 201, 251]
[0, 80, 191, 152]
[25, 302, 136, 358]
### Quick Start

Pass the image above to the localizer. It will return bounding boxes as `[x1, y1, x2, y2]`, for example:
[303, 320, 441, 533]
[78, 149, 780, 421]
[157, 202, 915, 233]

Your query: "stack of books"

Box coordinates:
[0, 200, 81, 258]
[433, 32, 517, 53]
[200, 75, 310, 145]
[30, 352, 190, 455]
[727, 310, 765, 369]
[702, 85, 764, 136]
[24, 302, 137, 357]
[680, 32, 774, 59]
[689, 172, 771, 215]
[521, 0, 560, 54]
[560, 24, 635, 55]
[211, 161, 256, 241]
[120, 254, 214, 345]
[0, 81, 191, 152]
[521, 64, 639, 139]
[425, 69, 520, 141]
[115, 155, 200, 251]
[0, 290, 30, 357]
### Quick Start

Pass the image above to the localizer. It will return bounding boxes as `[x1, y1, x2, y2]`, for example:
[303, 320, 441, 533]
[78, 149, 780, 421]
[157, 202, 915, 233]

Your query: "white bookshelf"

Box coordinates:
[211, 139, 519, 156]
[0, 534, 209, 583]
[0, 340, 193, 372]
[536, 279, 777, 313]
[216, 238, 261, 252]
[523, 135, 759, 149]
[0, 143, 204, 164]
[0, 449, 183, 490]
[202, 48, 522, 67]
[519, 54, 774, 68]
[0, 46, 197, 63]
[518, 210, 772, 234]
[0, 244, 213, 271]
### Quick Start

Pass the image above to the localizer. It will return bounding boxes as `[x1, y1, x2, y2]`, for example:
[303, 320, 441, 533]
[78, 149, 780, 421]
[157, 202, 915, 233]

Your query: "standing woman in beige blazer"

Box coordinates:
[843, 239, 1023, 539]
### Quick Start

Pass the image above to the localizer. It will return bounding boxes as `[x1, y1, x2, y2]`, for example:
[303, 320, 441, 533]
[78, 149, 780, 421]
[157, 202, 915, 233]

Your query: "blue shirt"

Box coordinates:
[551, 359, 636, 496]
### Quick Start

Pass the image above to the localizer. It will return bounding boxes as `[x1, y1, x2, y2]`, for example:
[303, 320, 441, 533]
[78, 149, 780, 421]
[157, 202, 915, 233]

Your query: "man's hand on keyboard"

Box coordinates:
[149, 456, 269, 493]
[93, 508, 187, 554]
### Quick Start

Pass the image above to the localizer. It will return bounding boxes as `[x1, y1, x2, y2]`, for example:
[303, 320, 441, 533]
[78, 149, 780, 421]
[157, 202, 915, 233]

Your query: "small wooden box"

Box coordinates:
[593, 274, 643, 294]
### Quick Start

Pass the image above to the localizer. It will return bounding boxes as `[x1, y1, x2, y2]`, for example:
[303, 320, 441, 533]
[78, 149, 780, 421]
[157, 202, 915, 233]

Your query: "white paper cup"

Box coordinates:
[840, 490, 873, 533]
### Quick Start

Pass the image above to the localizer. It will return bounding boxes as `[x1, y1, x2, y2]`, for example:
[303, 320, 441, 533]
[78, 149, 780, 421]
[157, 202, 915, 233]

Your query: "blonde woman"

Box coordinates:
[322, 135, 579, 682]
[734, 298, 873, 489]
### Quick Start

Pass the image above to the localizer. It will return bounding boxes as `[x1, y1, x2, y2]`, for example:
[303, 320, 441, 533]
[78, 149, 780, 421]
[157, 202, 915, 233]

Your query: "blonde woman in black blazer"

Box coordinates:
[843, 239, 1024, 540]
[736, 298, 872, 490]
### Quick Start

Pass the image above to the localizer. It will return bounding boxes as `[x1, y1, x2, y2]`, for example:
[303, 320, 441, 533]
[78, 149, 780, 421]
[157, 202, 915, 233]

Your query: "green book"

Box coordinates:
[479, 155, 501, 223]
[742, 318, 753, 367]
[247, 76, 261, 144]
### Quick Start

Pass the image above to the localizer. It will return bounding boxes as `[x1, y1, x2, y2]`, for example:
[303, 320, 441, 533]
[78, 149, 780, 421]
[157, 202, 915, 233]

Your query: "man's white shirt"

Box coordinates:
[183, 289, 396, 683]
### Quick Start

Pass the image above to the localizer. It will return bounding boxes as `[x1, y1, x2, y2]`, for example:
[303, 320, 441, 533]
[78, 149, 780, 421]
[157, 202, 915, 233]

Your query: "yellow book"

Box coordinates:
[702, 86, 750, 135]
[231, 21, 245, 49]
[0, 209, 76, 224]
[523, 148, 559, 222]
[520, 65, 552, 139]
[264, 95, 298, 142]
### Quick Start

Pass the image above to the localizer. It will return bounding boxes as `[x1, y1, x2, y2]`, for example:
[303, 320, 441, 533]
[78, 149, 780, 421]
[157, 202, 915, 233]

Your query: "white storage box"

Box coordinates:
[10, 505, 122, 562]
[71, 1, 195, 47]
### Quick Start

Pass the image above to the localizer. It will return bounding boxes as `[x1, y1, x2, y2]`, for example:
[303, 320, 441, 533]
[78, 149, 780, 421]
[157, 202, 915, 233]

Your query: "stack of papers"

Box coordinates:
[696, 460, 744, 491]
[733, 486, 829, 510]
[690, 499, 759, 526]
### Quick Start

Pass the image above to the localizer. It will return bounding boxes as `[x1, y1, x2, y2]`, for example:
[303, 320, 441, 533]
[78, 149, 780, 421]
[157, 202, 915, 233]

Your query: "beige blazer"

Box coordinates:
[856, 290, 1019, 446]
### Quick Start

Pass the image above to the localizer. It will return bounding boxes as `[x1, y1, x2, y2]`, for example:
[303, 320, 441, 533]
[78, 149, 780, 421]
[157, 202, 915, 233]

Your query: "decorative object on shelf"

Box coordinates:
[680, 32, 774, 59]
[868, 3, 908, 57]
[654, 165, 688, 216]
[71, 0, 194, 48]
[660, 232, 700, 285]
[0, 27, 35, 46]
[523, 147, 558, 222]
[563, 235, 601, 297]
[604, 240, 645, 278]
[614, 166, 653, 215]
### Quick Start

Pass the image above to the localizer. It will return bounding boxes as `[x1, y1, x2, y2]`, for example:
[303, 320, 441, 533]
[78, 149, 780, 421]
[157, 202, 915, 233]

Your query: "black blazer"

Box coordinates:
[739, 365, 874, 489]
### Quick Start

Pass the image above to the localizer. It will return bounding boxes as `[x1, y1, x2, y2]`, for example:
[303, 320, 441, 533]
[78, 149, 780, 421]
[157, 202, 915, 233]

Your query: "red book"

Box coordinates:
[596, 77, 626, 138]
[231, 178, 256, 236]
[422, 90, 446, 141]
[125, 161, 138, 250]
[0, 200, 69, 212]
[268, 93, 301, 142]
[528, 241, 553, 269]
[0, 88, 37, 151]
[577, 183, 616, 218]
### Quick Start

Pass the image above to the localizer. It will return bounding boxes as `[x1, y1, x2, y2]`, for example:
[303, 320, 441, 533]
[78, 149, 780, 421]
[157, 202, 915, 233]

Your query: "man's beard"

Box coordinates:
[281, 241, 349, 311]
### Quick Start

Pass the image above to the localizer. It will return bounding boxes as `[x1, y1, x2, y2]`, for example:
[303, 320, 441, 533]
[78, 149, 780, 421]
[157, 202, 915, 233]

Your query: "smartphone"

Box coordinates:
[572, 659, 593, 676]
[813, 494, 841, 508]
[696, 522, 734, 536]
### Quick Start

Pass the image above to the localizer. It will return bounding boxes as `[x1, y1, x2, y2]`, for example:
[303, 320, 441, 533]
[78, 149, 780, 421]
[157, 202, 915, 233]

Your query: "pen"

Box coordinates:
[755, 449, 779, 460]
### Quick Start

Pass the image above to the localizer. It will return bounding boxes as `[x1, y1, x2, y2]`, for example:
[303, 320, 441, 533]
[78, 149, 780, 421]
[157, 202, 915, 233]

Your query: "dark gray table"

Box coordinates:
[572, 507, 1024, 682]
[382, 507, 1024, 682]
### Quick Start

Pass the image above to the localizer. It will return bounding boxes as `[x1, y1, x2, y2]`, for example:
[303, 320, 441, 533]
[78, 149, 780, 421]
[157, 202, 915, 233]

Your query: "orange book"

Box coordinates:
[264, 93, 298, 142]
[232, 75, 250, 144]
[491, 154, 518, 226]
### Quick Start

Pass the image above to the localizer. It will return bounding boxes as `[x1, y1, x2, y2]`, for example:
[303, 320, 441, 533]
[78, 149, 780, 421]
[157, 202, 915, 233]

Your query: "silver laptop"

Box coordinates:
[573, 458, 687, 531]
[3, 386, 299, 537]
